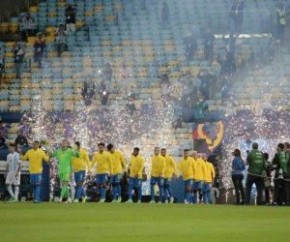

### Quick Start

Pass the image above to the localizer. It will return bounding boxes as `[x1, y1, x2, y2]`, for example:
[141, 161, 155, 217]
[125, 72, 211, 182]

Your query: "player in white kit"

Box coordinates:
[5, 143, 21, 202]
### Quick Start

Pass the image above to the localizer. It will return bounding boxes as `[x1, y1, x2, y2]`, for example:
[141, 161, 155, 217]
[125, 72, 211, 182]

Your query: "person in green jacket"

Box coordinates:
[246, 142, 265, 205]
[272, 143, 289, 205]
[52, 139, 79, 203]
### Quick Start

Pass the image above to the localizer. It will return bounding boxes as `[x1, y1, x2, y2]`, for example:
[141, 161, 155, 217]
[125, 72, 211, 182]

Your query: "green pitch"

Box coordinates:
[0, 203, 290, 242]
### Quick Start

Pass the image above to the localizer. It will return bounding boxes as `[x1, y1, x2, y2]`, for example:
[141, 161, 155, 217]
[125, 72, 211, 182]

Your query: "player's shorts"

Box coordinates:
[184, 179, 193, 188]
[59, 172, 70, 182]
[128, 177, 142, 188]
[5, 171, 21, 185]
[30, 173, 42, 185]
[96, 173, 108, 184]
[164, 178, 171, 186]
[74, 171, 85, 183]
[150, 176, 164, 187]
[192, 180, 203, 190]
[110, 174, 122, 184]
[203, 182, 212, 192]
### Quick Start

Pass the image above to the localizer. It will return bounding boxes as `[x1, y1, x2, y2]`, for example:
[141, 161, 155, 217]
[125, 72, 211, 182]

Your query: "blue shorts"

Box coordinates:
[164, 178, 171, 186]
[110, 174, 122, 184]
[203, 182, 212, 192]
[75, 171, 85, 183]
[184, 179, 193, 188]
[96, 174, 108, 184]
[30, 174, 42, 185]
[192, 181, 203, 190]
[150, 176, 164, 186]
[129, 177, 142, 188]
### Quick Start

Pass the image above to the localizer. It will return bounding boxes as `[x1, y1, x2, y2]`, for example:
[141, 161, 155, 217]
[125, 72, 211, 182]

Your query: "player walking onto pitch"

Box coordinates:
[161, 148, 176, 203]
[22, 141, 49, 203]
[5, 143, 21, 202]
[107, 143, 126, 203]
[72, 141, 90, 203]
[179, 149, 196, 204]
[52, 140, 79, 203]
[127, 147, 145, 203]
[150, 147, 166, 203]
[91, 142, 112, 203]
[203, 154, 215, 204]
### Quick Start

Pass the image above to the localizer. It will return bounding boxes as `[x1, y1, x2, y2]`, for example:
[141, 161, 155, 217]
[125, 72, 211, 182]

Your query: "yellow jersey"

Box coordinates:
[72, 148, 90, 172]
[22, 148, 49, 174]
[164, 155, 176, 179]
[151, 154, 166, 177]
[178, 157, 196, 181]
[91, 151, 112, 174]
[204, 161, 215, 183]
[129, 155, 145, 179]
[110, 150, 126, 175]
[194, 158, 206, 181]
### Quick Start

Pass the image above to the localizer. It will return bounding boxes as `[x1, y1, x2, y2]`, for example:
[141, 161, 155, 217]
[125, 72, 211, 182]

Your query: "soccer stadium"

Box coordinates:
[0, 0, 290, 241]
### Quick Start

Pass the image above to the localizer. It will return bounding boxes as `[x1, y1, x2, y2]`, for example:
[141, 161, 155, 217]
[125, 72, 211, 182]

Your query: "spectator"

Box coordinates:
[0, 132, 7, 149]
[103, 63, 113, 83]
[0, 118, 8, 138]
[14, 43, 26, 79]
[33, 33, 46, 68]
[184, 33, 197, 62]
[126, 97, 137, 116]
[275, 3, 287, 44]
[20, 13, 36, 41]
[15, 131, 29, 147]
[65, 4, 76, 32]
[99, 81, 109, 106]
[82, 79, 96, 106]
[203, 28, 215, 61]
[0, 51, 5, 86]
[231, 149, 245, 205]
[230, 0, 244, 34]
[55, 24, 67, 57]
[161, 2, 169, 26]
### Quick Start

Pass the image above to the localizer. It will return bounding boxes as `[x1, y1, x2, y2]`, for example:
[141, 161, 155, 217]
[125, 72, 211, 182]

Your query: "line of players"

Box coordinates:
[4, 139, 215, 204]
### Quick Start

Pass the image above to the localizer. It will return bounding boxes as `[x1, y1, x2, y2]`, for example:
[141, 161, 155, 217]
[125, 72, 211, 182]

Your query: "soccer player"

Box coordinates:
[127, 147, 145, 203]
[246, 142, 265, 205]
[22, 140, 49, 203]
[5, 143, 21, 202]
[107, 143, 126, 203]
[192, 152, 206, 204]
[161, 148, 176, 203]
[52, 139, 79, 203]
[179, 149, 196, 204]
[72, 141, 90, 203]
[203, 154, 215, 204]
[91, 142, 112, 203]
[150, 147, 166, 203]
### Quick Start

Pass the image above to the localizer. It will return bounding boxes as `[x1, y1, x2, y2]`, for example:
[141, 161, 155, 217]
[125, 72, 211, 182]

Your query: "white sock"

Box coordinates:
[70, 186, 75, 200]
[7, 185, 15, 199]
[14, 186, 19, 201]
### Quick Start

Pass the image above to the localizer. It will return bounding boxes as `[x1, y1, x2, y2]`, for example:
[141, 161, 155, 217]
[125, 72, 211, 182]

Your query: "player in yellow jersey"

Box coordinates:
[192, 151, 206, 204]
[127, 147, 145, 203]
[73, 141, 90, 203]
[202, 154, 216, 204]
[22, 141, 49, 203]
[179, 149, 196, 204]
[150, 147, 166, 203]
[107, 143, 126, 203]
[91, 142, 112, 203]
[161, 148, 176, 203]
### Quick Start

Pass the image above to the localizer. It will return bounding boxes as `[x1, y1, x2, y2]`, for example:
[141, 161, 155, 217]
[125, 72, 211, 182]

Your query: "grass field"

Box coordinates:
[0, 203, 290, 242]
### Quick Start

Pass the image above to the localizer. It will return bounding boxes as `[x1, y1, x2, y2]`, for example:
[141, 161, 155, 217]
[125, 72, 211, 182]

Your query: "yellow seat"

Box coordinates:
[29, 6, 38, 13]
